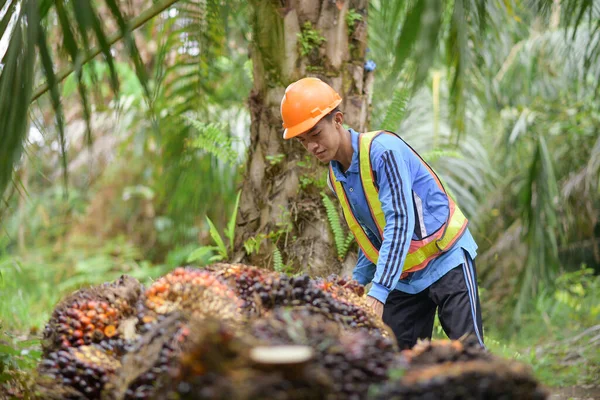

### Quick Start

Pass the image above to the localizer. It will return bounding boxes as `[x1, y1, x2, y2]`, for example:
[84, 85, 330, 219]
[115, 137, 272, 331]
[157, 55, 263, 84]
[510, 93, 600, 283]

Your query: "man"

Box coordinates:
[280, 77, 484, 349]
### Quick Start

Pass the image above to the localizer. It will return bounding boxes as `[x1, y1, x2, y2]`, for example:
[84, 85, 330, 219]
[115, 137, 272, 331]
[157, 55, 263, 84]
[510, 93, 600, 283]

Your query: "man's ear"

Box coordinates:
[334, 111, 344, 126]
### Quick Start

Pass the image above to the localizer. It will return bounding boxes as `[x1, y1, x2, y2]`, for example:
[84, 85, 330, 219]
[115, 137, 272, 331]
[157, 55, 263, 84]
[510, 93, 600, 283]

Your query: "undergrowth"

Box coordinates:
[433, 265, 600, 387]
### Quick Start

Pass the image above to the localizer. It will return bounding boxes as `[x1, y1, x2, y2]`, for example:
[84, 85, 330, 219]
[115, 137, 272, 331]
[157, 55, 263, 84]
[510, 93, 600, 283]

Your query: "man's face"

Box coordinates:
[295, 113, 341, 163]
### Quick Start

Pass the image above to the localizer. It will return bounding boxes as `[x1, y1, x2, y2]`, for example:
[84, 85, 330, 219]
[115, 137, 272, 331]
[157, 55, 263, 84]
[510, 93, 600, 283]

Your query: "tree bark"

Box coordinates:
[236, 0, 372, 277]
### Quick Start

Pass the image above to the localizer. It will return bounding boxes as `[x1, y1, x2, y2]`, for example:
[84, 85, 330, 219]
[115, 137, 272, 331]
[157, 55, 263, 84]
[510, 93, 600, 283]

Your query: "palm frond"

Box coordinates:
[0, 0, 180, 200]
[514, 135, 560, 319]
[145, 0, 249, 240]
[55, 0, 93, 145]
[36, 26, 68, 191]
[586, 133, 600, 192]
[370, 0, 490, 139]
[0, 0, 36, 197]
[526, 0, 600, 94]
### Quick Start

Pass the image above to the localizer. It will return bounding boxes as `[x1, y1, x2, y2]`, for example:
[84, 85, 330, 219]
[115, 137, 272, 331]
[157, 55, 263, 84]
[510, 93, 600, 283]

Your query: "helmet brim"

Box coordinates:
[282, 98, 342, 140]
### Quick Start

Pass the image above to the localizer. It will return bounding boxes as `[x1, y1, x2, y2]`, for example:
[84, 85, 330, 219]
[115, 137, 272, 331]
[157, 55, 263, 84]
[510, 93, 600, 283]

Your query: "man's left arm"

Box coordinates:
[367, 149, 415, 305]
[353, 248, 376, 285]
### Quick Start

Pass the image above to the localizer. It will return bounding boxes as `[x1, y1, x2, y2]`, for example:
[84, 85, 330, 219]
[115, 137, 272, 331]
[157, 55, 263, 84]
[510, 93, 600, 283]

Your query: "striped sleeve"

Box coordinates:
[367, 149, 415, 304]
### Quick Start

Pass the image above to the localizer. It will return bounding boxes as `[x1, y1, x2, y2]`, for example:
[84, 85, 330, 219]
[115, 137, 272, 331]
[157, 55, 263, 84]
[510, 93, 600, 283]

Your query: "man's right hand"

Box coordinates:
[365, 295, 384, 318]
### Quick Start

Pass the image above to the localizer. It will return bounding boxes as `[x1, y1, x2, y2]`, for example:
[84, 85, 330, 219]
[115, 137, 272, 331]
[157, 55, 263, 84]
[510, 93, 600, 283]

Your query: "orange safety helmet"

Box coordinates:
[280, 77, 342, 139]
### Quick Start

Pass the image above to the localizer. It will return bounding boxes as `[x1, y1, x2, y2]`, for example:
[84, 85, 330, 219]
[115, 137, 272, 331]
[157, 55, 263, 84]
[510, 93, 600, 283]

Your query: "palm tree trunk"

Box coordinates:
[235, 0, 372, 277]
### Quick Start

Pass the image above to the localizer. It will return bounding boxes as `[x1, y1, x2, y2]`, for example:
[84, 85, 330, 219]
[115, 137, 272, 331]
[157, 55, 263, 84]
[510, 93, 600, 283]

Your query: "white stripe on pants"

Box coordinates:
[461, 251, 485, 347]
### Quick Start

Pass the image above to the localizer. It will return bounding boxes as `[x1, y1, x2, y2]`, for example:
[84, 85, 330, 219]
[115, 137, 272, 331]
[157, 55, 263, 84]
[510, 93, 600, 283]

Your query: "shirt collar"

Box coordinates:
[330, 128, 360, 178]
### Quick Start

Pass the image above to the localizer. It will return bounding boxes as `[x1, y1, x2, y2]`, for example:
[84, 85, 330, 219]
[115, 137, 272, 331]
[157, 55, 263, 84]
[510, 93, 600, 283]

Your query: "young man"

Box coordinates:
[280, 77, 484, 349]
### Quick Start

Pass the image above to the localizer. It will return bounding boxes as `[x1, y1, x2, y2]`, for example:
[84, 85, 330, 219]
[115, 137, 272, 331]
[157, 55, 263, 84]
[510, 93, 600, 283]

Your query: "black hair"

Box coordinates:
[324, 106, 341, 121]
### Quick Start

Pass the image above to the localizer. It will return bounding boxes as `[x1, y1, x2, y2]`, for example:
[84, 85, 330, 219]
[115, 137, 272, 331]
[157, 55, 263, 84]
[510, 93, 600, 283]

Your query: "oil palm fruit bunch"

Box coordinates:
[400, 335, 492, 367]
[138, 267, 243, 327]
[162, 317, 250, 399]
[206, 264, 386, 334]
[313, 275, 383, 327]
[370, 359, 548, 400]
[157, 316, 331, 400]
[250, 273, 389, 335]
[205, 263, 278, 312]
[43, 276, 142, 354]
[38, 345, 121, 399]
[251, 308, 397, 400]
[103, 312, 191, 400]
[318, 274, 365, 297]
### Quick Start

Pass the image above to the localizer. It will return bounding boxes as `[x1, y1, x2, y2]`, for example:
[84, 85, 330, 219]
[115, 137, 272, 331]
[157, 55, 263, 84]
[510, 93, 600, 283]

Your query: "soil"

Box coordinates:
[550, 385, 600, 400]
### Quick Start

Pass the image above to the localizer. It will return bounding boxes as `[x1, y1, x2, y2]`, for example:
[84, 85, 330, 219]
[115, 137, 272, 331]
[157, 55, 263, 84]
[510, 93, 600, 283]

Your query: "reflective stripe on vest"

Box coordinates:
[329, 130, 469, 273]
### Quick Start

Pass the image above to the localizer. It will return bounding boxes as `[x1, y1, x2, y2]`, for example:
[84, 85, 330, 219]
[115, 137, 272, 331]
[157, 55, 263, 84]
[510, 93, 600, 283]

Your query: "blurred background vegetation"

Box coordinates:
[1, 0, 599, 393]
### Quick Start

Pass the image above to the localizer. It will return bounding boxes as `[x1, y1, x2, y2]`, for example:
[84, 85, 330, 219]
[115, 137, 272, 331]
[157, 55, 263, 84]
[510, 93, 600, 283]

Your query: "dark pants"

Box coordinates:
[382, 250, 485, 350]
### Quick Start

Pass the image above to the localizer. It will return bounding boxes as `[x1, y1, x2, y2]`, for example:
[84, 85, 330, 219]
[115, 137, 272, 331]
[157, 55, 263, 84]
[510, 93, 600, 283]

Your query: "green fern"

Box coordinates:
[321, 192, 354, 260]
[273, 247, 284, 272]
[185, 117, 238, 165]
[340, 234, 355, 260]
[381, 86, 410, 132]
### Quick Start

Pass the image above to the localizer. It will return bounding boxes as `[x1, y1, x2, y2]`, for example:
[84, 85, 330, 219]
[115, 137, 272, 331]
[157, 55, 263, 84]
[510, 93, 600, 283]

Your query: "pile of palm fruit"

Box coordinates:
[370, 337, 548, 400]
[36, 264, 549, 399]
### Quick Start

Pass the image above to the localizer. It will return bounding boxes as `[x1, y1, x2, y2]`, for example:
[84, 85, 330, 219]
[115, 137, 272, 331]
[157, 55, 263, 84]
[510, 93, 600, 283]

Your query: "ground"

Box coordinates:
[550, 385, 600, 400]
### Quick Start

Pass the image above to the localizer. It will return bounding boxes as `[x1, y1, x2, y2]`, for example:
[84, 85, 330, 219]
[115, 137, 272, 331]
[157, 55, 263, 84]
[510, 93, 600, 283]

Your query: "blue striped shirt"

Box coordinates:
[329, 128, 478, 303]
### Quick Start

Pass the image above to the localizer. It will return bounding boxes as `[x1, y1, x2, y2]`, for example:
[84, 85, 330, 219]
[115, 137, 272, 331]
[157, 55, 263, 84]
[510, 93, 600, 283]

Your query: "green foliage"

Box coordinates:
[243, 233, 268, 255]
[299, 174, 326, 190]
[188, 190, 242, 264]
[266, 153, 285, 166]
[483, 266, 600, 387]
[298, 158, 328, 190]
[242, 208, 293, 258]
[297, 22, 326, 56]
[271, 247, 293, 274]
[0, 330, 40, 398]
[62, 61, 144, 100]
[0, 332, 41, 372]
[0, 0, 175, 197]
[272, 247, 284, 272]
[381, 85, 410, 132]
[185, 118, 239, 165]
[321, 192, 354, 261]
[346, 8, 362, 36]
[296, 155, 312, 168]
[146, 0, 248, 245]
[420, 149, 463, 164]
[0, 235, 168, 332]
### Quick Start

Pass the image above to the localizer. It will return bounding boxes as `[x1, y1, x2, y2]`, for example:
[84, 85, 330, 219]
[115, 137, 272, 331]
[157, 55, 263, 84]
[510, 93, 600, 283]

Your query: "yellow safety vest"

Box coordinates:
[329, 131, 469, 276]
